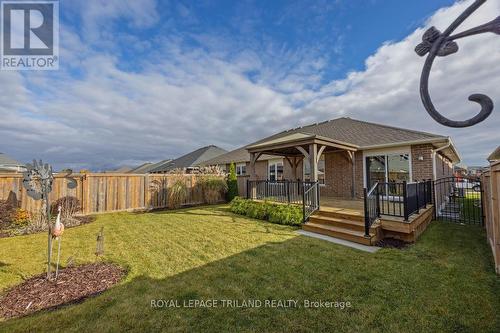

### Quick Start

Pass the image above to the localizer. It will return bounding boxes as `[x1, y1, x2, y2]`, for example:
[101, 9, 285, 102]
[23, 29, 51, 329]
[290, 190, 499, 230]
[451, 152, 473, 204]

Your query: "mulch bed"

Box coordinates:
[376, 238, 409, 249]
[0, 262, 125, 319]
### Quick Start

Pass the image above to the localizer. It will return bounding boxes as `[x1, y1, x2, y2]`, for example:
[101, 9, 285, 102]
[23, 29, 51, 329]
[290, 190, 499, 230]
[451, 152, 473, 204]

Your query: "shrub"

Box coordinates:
[51, 196, 81, 219]
[230, 197, 302, 226]
[12, 209, 30, 227]
[226, 163, 238, 202]
[268, 204, 302, 226]
[200, 175, 227, 204]
[0, 200, 15, 228]
[169, 176, 189, 209]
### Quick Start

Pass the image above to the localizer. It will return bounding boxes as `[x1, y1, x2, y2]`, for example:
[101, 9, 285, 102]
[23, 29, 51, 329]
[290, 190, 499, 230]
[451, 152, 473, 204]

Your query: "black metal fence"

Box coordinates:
[434, 176, 483, 225]
[246, 180, 320, 222]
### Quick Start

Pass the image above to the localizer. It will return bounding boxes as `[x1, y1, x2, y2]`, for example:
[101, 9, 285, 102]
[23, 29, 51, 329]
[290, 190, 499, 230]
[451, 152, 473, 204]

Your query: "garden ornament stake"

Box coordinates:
[415, 0, 499, 127]
[22, 160, 76, 280]
[53, 205, 65, 280]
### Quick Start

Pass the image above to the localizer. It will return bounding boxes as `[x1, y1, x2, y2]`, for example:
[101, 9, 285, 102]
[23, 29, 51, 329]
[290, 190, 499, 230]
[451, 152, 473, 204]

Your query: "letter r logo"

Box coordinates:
[2, 1, 55, 55]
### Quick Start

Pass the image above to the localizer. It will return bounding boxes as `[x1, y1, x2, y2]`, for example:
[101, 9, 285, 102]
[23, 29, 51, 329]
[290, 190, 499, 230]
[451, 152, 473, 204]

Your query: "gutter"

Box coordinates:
[360, 137, 447, 150]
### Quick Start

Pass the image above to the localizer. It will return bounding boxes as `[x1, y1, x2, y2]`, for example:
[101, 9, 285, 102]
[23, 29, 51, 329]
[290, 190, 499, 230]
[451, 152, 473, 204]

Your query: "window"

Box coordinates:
[303, 155, 325, 184]
[268, 159, 284, 182]
[366, 153, 410, 186]
[236, 163, 246, 176]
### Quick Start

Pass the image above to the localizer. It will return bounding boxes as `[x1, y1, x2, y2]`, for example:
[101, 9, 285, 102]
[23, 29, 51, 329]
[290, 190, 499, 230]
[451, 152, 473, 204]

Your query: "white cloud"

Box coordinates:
[0, 0, 499, 170]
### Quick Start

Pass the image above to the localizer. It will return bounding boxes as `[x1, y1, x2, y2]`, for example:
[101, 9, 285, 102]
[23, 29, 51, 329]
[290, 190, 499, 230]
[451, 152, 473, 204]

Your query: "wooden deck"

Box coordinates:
[320, 197, 364, 212]
[305, 196, 434, 245]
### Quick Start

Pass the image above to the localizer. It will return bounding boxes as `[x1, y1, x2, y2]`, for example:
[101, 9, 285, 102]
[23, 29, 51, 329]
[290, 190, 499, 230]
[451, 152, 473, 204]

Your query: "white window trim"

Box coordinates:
[268, 158, 283, 181]
[362, 147, 413, 188]
[236, 163, 246, 176]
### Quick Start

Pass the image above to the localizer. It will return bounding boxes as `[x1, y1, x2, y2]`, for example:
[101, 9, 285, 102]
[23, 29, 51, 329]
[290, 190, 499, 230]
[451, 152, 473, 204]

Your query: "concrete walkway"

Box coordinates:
[297, 230, 381, 253]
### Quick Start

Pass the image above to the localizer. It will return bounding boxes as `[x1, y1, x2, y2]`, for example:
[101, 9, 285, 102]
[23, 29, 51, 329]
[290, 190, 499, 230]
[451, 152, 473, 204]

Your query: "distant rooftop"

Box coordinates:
[0, 153, 24, 167]
[150, 145, 227, 173]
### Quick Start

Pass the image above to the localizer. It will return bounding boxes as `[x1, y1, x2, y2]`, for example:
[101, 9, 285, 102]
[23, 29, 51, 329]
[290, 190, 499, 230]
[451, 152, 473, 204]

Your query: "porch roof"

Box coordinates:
[246, 132, 358, 156]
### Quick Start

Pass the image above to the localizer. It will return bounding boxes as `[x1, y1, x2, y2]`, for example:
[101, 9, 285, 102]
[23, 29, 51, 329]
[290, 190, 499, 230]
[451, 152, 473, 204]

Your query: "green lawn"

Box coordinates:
[1, 205, 499, 332]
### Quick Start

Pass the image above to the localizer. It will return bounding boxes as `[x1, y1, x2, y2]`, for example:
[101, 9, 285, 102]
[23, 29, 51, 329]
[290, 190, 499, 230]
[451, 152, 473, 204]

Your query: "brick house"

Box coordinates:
[202, 117, 458, 199]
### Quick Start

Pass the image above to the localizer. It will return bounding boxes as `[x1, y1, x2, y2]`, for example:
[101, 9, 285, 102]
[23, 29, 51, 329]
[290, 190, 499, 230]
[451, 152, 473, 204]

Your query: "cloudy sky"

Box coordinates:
[1, 0, 499, 170]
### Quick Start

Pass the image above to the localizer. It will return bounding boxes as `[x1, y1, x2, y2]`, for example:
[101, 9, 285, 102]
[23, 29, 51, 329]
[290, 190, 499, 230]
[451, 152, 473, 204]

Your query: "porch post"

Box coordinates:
[309, 143, 318, 182]
[351, 151, 356, 199]
[249, 152, 257, 199]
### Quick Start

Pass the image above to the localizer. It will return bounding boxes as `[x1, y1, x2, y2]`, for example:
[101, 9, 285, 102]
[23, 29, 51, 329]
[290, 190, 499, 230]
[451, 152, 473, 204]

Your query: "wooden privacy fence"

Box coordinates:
[481, 160, 500, 274]
[0, 173, 225, 215]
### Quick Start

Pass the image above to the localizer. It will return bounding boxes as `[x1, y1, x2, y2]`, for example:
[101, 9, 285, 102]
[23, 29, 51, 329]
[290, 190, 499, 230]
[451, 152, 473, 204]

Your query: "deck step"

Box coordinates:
[302, 222, 375, 246]
[315, 209, 364, 222]
[308, 215, 376, 232]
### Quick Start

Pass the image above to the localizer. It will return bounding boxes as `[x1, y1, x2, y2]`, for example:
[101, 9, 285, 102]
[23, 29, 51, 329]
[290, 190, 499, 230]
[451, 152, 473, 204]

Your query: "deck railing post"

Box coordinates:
[286, 180, 291, 203]
[363, 188, 370, 237]
[302, 183, 306, 223]
[403, 181, 409, 222]
[316, 181, 320, 210]
[376, 184, 381, 217]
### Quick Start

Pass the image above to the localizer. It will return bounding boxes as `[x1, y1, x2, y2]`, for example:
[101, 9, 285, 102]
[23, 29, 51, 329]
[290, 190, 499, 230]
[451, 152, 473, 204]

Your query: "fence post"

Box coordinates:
[403, 181, 409, 222]
[246, 179, 250, 199]
[363, 188, 370, 237]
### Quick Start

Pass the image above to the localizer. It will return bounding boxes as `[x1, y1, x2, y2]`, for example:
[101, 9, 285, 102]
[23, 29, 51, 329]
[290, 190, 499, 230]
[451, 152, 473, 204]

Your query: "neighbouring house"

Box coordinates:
[108, 166, 134, 173]
[128, 159, 172, 174]
[149, 145, 227, 174]
[0, 153, 26, 173]
[454, 165, 468, 177]
[202, 117, 460, 245]
[468, 166, 488, 177]
[487, 146, 500, 163]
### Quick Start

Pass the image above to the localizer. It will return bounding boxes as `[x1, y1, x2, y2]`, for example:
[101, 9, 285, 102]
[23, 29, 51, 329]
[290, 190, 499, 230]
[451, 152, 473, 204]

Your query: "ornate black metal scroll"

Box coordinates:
[416, 0, 499, 127]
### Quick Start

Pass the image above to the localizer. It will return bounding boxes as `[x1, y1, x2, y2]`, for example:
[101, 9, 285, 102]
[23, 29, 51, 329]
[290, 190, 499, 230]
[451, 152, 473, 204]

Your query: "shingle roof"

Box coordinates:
[150, 145, 227, 173]
[128, 160, 172, 173]
[251, 117, 445, 148]
[202, 117, 449, 165]
[198, 147, 277, 166]
[0, 153, 24, 166]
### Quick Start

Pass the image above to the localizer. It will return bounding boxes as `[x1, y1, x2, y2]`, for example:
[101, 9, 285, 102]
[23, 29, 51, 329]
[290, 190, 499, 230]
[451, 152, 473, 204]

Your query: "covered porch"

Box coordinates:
[246, 132, 360, 199]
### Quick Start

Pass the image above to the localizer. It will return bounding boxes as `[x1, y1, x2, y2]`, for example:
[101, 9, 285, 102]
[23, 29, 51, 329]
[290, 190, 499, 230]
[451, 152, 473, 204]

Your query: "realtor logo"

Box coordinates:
[1, 0, 59, 70]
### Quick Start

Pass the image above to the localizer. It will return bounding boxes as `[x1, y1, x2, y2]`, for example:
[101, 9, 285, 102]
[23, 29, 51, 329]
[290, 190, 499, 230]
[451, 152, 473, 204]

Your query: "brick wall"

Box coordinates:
[411, 144, 434, 181]
[283, 158, 303, 180]
[321, 151, 363, 198]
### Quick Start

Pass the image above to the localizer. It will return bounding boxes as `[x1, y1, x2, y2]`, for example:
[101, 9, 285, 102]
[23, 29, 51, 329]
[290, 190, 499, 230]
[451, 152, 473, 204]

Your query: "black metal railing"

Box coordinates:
[363, 182, 380, 237]
[303, 181, 320, 223]
[377, 182, 406, 217]
[246, 180, 320, 222]
[363, 180, 433, 234]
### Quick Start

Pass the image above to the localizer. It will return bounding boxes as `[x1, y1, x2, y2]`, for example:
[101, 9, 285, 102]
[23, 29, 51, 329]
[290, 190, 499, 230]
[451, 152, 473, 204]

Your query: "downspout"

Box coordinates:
[432, 139, 451, 180]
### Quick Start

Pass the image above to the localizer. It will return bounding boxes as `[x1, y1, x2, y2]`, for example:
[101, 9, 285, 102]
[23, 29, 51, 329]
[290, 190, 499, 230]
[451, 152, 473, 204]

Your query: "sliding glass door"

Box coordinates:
[366, 155, 386, 187]
[366, 153, 410, 187]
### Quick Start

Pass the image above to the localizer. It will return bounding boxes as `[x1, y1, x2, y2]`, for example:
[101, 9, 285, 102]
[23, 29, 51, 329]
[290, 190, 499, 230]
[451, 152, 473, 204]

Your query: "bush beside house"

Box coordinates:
[230, 197, 302, 226]
[226, 162, 238, 202]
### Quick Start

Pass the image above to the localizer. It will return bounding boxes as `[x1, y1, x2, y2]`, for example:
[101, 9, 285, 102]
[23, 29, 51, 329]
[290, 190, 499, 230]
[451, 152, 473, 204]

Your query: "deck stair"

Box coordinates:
[302, 207, 381, 246]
